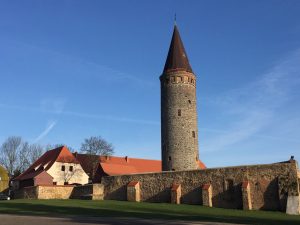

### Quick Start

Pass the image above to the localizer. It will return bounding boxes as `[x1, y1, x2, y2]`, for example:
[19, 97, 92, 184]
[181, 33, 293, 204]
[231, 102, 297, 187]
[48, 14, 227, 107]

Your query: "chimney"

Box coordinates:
[125, 156, 129, 163]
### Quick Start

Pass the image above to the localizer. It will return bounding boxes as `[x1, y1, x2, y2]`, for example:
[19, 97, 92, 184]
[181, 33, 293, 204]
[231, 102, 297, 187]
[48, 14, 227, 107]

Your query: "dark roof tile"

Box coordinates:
[163, 25, 193, 73]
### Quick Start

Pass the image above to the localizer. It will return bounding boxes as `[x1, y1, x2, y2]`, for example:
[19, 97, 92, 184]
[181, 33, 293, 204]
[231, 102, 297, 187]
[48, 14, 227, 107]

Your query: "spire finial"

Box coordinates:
[174, 13, 177, 25]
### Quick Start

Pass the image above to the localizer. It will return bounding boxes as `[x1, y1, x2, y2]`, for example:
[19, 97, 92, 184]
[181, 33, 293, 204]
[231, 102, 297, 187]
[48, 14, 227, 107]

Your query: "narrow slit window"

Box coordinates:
[61, 165, 65, 171]
[224, 179, 234, 191]
[168, 156, 171, 161]
[178, 109, 181, 116]
[188, 100, 191, 104]
[192, 131, 195, 138]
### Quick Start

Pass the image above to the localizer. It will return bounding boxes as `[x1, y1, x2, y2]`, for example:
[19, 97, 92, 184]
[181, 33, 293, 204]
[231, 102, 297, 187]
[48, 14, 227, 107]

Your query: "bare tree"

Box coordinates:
[80, 136, 114, 156]
[62, 164, 80, 184]
[28, 144, 44, 164]
[0, 137, 46, 177]
[80, 136, 114, 181]
[0, 136, 24, 176]
[45, 143, 75, 152]
[18, 142, 30, 173]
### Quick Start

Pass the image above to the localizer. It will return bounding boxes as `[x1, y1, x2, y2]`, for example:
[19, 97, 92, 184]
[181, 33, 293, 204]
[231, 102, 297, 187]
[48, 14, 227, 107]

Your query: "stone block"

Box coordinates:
[171, 183, 181, 204]
[286, 196, 300, 215]
[242, 181, 252, 210]
[202, 184, 212, 207]
[127, 181, 140, 202]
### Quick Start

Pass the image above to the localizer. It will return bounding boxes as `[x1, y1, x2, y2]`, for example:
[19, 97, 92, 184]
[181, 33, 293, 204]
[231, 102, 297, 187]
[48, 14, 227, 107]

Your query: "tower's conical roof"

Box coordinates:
[163, 25, 193, 73]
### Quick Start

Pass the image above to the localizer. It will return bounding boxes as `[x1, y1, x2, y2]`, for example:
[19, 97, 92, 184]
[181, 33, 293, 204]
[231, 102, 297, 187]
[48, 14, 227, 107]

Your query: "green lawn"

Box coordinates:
[0, 199, 299, 225]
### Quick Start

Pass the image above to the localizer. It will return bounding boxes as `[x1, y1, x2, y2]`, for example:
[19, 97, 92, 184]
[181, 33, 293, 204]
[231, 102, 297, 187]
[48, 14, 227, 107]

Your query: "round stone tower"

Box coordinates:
[160, 25, 202, 171]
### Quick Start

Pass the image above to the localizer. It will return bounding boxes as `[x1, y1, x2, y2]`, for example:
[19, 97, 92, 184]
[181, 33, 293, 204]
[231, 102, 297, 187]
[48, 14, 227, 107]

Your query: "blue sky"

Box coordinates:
[0, 0, 300, 168]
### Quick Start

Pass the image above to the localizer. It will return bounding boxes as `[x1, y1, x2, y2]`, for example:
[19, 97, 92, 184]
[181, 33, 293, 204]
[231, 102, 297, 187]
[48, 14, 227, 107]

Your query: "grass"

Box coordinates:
[0, 199, 299, 225]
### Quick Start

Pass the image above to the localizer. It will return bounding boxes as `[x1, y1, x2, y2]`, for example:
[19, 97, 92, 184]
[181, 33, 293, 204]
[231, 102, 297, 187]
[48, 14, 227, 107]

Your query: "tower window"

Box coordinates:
[61, 165, 65, 171]
[178, 109, 181, 116]
[188, 100, 191, 104]
[166, 78, 169, 84]
[69, 166, 73, 172]
[168, 156, 171, 161]
[172, 76, 176, 82]
[192, 131, 195, 138]
[191, 79, 194, 84]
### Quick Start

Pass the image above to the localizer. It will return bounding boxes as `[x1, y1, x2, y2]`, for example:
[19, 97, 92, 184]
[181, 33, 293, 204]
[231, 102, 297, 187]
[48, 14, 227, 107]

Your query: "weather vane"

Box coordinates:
[174, 13, 177, 25]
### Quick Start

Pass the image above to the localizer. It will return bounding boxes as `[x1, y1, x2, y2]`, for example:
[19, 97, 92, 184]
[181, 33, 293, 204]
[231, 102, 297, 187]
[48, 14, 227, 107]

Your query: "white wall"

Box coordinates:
[47, 162, 89, 185]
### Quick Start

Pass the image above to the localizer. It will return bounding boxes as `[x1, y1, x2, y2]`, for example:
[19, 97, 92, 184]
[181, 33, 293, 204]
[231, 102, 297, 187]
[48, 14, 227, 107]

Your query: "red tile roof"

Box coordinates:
[202, 184, 211, 190]
[76, 154, 206, 178]
[99, 156, 162, 175]
[14, 146, 78, 181]
[15, 145, 206, 182]
[127, 181, 139, 187]
[197, 160, 206, 169]
[242, 181, 249, 188]
[171, 184, 181, 191]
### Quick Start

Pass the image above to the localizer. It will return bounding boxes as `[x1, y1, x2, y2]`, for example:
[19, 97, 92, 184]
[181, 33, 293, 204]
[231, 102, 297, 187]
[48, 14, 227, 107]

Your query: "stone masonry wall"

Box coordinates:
[14, 186, 38, 199]
[102, 161, 300, 211]
[38, 186, 74, 199]
[160, 70, 199, 171]
[71, 184, 104, 200]
[14, 184, 104, 200]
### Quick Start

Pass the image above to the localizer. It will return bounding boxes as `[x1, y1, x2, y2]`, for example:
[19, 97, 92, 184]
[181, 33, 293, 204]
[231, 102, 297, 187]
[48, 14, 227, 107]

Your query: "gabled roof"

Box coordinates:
[99, 156, 162, 175]
[75, 154, 162, 177]
[163, 25, 193, 73]
[14, 146, 78, 181]
[197, 160, 206, 169]
[100, 162, 137, 175]
[76, 154, 206, 177]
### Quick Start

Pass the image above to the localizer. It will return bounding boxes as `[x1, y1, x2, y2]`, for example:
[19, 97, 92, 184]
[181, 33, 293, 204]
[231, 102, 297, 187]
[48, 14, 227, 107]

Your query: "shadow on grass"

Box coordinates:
[0, 201, 299, 225]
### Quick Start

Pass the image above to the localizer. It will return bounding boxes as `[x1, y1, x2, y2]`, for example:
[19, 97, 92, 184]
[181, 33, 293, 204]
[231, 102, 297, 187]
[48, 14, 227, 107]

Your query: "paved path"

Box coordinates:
[0, 214, 245, 225]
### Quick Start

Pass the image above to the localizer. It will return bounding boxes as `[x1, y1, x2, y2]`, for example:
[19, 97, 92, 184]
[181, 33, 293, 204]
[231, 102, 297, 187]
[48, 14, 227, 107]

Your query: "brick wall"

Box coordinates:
[102, 161, 300, 211]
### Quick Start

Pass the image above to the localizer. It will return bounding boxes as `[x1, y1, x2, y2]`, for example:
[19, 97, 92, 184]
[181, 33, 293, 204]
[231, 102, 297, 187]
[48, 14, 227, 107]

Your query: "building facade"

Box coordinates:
[13, 146, 89, 189]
